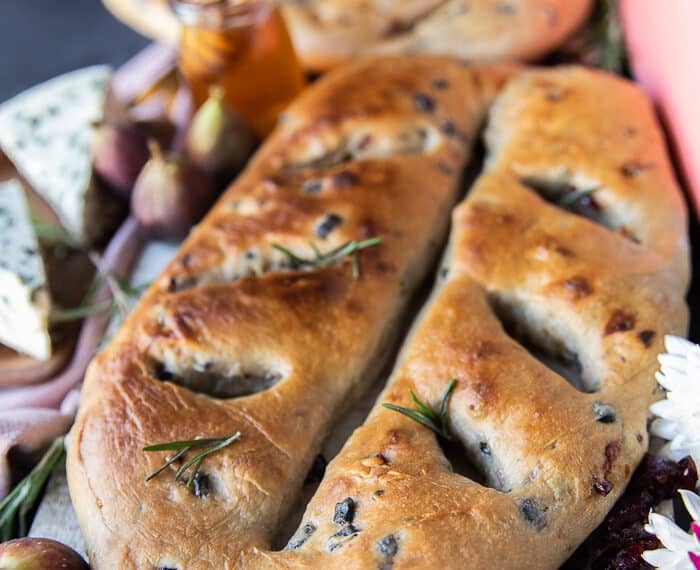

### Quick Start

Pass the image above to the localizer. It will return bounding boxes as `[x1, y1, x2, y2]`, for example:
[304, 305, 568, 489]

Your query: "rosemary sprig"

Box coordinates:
[49, 299, 115, 324]
[144, 432, 240, 487]
[271, 236, 383, 279]
[596, 0, 627, 74]
[88, 250, 129, 321]
[48, 279, 151, 325]
[383, 379, 457, 440]
[30, 217, 151, 326]
[0, 438, 65, 541]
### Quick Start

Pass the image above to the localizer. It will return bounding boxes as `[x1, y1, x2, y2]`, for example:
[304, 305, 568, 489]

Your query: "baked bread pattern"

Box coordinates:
[283, 0, 592, 72]
[101, 0, 592, 71]
[67, 59, 689, 568]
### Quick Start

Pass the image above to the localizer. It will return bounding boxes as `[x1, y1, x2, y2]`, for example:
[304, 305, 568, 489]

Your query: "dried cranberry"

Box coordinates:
[563, 454, 698, 569]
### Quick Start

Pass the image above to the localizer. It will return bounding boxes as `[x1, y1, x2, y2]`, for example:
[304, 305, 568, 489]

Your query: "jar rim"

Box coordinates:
[169, 0, 274, 28]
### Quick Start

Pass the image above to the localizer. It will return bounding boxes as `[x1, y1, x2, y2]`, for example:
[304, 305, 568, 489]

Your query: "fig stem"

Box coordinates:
[209, 85, 225, 102]
[147, 139, 163, 162]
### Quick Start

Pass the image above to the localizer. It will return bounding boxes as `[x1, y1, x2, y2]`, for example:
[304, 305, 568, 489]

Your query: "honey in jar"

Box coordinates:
[170, 0, 306, 137]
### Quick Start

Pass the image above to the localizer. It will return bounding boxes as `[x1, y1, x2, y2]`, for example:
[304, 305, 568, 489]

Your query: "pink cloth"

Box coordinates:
[620, 0, 700, 216]
[0, 390, 78, 497]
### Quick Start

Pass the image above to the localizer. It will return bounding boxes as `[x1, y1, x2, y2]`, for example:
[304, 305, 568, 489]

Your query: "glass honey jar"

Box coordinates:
[170, 0, 306, 137]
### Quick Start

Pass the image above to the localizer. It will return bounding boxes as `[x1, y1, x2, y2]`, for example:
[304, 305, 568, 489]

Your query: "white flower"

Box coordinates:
[643, 490, 700, 569]
[650, 336, 700, 469]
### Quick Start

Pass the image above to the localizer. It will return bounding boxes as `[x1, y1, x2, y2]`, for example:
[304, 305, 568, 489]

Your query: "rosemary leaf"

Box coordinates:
[271, 236, 383, 279]
[30, 216, 82, 250]
[271, 243, 306, 268]
[0, 437, 65, 541]
[383, 380, 457, 440]
[116, 279, 151, 298]
[174, 432, 240, 483]
[144, 447, 189, 482]
[410, 390, 437, 421]
[326, 237, 383, 264]
[143, 437, 222, 452]
[320, 240, 352, 260]
[309, 241, 323, 259]
[145, 432, 241, 487]
[439, 379, 457, 424]
[352, 252, 360, 279]
[598, 0, 626, 74]
[186, 458, 205, 488]
[49, 299, 114, 324]
[382, 403, 441, 434]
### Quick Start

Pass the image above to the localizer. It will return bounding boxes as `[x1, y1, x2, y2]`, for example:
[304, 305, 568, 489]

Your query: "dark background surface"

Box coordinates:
[0, 0, 697, 340]
[0, 0, 148, 102]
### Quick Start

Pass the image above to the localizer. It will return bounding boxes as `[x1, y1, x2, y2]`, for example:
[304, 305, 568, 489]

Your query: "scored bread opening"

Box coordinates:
[488, 295, 592, 393]
[517, 172, 642, 244]
[146, 350, 289, 399]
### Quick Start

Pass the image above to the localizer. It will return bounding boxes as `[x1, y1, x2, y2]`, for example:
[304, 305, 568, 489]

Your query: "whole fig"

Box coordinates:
[93, 123, 150, 198]
[0, 537, 88, 570]
[186, 86, 256, 181]
[131, 141, 216, 241]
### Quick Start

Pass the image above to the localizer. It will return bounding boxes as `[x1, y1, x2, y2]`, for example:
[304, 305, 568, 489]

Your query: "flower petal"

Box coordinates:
[649, 513, 698, 553]
[665, 335, 695, 356]
[643, 548, 690, 568]
[659, 353, 689, 375]
[680, 491, 700, 523]
[652, 418, 679, 440]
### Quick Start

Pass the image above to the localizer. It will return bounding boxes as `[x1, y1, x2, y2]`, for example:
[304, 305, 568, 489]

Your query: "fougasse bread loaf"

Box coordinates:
[67, 59, 690, 569]
[282, 0, 593, 72]
[67, 57, 515, 568]
[101, 0, 592, 72]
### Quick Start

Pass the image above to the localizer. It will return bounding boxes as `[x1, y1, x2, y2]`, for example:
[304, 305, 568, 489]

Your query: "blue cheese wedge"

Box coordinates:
[0, 66, 124, 245]
[0, 180, 52, 360]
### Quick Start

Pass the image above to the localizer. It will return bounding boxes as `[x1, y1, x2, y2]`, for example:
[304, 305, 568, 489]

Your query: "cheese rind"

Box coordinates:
[0, 66, 120, 244]
[0, 180, 51, 360]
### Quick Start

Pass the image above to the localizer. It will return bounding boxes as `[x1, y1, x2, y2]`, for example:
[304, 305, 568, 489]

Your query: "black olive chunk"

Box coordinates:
[303, 179, 324, 194]
[519, 498, 546, 531]
[316, 213, 343, 239]
[333, 497, 356, 525]
[191, 471, 210, 499]
[377, 534, 399, 557]
[286, 522, 316, 550]
[413, 93, 435, 112]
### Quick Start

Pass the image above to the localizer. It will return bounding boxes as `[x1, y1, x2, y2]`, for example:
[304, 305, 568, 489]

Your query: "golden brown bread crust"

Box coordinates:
[67, 57, 515, 568]
[101, 0, 592, 71]
[259, 69, 688, 568]
[67, 60, 689, 568]
[284, 0, 593, 72]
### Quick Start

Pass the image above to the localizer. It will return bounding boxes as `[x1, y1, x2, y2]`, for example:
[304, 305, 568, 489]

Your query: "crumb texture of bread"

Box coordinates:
[67, 59, 688, 569]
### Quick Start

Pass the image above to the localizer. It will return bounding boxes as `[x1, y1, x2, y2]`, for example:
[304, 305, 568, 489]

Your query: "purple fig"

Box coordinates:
[0, 537, 88, 570]
[93, 123, 150, 198]
[186, 86, 256, 180]
[131, 141, 216, 241]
